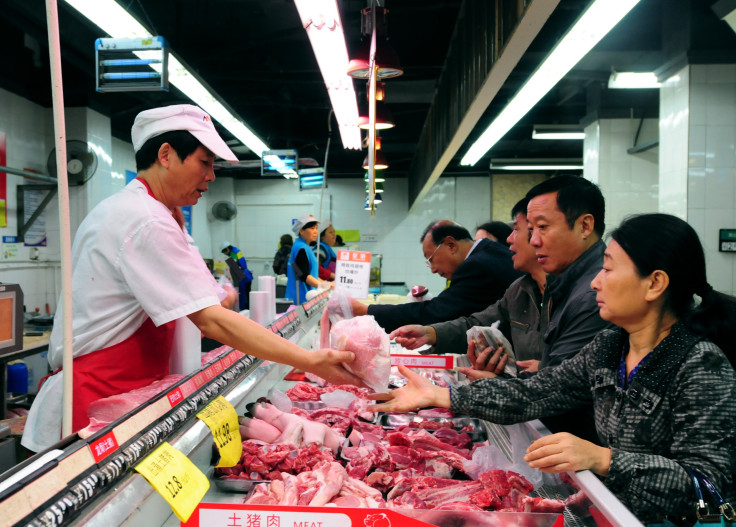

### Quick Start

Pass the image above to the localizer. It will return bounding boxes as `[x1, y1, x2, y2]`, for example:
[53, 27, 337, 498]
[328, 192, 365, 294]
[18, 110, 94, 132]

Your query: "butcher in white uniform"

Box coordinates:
[22, 104, 362, 453]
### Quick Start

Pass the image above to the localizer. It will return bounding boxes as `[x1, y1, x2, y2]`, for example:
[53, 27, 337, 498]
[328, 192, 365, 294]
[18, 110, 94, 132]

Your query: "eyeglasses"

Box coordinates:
[425, 242, 443, 268]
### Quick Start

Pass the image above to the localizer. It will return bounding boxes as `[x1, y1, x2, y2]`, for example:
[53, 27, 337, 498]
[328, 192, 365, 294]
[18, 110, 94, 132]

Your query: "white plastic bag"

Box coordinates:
[466, 321, 517, 377]
[330, 315, 391, 392]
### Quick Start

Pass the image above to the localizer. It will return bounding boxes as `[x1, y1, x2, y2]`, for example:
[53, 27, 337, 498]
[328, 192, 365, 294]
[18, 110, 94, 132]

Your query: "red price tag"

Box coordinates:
[89, 431, 119, 463]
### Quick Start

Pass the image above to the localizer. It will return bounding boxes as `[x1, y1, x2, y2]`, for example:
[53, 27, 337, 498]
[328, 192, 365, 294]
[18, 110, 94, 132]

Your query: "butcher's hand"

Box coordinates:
[367, 364, 449, 413]
[220, 283, 238, 310]
[524, 432, 611, 476]
[389, 325, 436, 349]
[349, 297, 369, 316]
[516, 359, 540, 374]
[305, 349, 367, 387]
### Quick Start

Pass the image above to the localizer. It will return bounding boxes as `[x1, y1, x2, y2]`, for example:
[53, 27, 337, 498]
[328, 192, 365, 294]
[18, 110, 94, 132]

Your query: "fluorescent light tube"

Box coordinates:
[64, 0, 272, 166]
[608, 71, 660, 89]
[294, 0, 362, 150]
[532, 125, 585, 140]
[461, 0, 642, 166]
[490, 158, 583, 171]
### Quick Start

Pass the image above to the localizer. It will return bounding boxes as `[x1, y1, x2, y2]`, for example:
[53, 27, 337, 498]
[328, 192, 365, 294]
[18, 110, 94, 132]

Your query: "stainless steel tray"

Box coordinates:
[376, 413, 487, 443]
[214, 477, 269, 493]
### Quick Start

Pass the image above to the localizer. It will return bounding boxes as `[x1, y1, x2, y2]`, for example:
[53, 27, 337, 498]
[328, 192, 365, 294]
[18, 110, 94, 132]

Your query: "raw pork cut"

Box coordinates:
[329, 316, 391, 392]
[78, 374, 184, 438]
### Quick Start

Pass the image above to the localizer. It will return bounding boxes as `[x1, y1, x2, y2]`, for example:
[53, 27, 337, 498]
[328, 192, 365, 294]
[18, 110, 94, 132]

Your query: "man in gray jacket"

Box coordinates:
[393, 176, 612, 442]
[392, 198, 546, 376]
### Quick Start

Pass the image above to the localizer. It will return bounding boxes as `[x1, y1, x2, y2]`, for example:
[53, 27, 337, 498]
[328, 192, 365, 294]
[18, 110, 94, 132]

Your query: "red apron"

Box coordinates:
[66, 178, 177, 431]
[71, 317, 175, 431]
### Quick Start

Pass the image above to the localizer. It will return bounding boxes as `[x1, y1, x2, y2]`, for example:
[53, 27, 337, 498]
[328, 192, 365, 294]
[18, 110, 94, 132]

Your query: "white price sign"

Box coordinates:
[335, 250, 372, 298]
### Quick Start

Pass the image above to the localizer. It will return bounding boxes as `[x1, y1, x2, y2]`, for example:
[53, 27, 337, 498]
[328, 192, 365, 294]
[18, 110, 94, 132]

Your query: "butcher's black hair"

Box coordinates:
[135, 131, 203, 171]
[526, 175, 605, 237]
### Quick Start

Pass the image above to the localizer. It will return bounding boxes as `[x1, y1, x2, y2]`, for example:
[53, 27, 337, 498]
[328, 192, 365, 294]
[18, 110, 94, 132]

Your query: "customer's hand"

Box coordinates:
[525, 432, 612, 476]
[368, 364, 449, 412]
[389, 325, 437, 349]
[468, 341, 507, 374]
[516, 359, 540, 374]
[349, 297, 369, 316]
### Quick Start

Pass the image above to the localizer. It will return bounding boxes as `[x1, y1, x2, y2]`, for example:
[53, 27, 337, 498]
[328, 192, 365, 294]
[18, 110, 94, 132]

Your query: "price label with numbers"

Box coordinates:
[196, 396, 242, 468]
[134, 442, 209, 522]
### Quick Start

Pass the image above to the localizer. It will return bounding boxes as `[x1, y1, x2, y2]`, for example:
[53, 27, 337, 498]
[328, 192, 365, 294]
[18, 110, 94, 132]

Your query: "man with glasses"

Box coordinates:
[350, 220, 520, 332]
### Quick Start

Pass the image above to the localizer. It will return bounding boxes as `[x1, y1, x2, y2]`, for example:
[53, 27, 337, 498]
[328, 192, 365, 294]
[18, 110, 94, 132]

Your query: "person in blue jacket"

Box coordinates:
[313, 219, 337, 280]
[286, 214, 329, 304]
[220, 241, 253, 310]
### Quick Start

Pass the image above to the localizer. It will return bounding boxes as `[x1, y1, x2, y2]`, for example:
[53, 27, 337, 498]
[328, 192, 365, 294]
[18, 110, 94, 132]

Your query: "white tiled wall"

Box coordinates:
[0, 88, 126, 313]
[686, 64, 736, 295]
[213, 175, 492, 296]
[583, 118, 659, 234]
[659, 67, 691, 219]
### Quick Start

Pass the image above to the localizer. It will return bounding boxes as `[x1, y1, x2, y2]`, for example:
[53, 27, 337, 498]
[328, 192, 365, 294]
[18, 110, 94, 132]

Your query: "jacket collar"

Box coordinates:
[546, 239, 605, 303]
[600, 323, 702, 395]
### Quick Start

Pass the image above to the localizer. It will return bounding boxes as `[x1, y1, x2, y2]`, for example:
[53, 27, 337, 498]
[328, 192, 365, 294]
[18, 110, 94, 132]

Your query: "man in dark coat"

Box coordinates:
[351, 220, 521, 333]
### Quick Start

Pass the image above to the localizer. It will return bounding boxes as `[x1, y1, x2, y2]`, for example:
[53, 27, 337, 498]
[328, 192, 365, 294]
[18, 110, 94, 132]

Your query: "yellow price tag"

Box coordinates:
[134, 442, 209, 522]
[196, 395, 242, 468]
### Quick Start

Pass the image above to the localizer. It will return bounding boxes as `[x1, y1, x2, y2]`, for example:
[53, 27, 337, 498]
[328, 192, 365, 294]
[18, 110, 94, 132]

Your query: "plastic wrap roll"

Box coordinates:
[170, 317, 202, 375]
[249, 290, 271, 326]
[258, 275, 276, 322]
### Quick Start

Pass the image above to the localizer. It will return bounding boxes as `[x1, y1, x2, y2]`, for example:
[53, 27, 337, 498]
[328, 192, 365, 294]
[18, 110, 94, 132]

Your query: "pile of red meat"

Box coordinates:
[221, 382, 570, 515]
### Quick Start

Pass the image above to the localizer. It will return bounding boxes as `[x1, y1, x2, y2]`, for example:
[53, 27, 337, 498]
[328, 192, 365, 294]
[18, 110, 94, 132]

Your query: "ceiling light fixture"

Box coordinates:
[347, 7, 403, 80]
[365, 182, 385, 193]
[63, 0, 271, 163]
[490, 158, 584, 171]
[363, 150, 389, 170]
[364, 172, 385, 183]
[608, 71, 660, 89]
[461, 0, 642, 166]
[293, 0, 362, 150]
[358, 101, 395, 129]
[532, 125, 585, 140]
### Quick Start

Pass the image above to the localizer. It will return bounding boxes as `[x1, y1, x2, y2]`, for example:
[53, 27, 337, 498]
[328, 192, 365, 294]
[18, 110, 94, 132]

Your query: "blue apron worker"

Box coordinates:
[220, 241, 253, 310]
[286, 214, 329, 304]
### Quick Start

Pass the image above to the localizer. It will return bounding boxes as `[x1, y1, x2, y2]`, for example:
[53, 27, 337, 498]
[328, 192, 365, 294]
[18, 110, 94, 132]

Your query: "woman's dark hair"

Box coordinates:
[135, 131, 203, 171]
[279, 234, 293, 247]
[611, 213, 736, 364]
[476, 221, 512, 247]
[302, 221, 318, 231]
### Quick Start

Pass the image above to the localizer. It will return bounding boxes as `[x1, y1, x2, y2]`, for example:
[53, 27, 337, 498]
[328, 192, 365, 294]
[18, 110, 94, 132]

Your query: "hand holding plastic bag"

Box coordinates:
[466, 321, 517, 377]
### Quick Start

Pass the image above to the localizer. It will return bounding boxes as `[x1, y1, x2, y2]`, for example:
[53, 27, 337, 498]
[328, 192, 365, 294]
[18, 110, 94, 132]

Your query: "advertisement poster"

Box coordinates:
[23, 188, 47, 246]
[0, 131, 6, 227]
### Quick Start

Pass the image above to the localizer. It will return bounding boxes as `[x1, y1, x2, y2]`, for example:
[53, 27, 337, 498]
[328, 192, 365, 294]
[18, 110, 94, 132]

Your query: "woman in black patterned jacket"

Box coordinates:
[371, 213, 736, 523]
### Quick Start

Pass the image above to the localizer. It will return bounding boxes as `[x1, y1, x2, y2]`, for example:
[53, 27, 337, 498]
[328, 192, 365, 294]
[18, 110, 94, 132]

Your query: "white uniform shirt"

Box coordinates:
[23, 179, 223, 452]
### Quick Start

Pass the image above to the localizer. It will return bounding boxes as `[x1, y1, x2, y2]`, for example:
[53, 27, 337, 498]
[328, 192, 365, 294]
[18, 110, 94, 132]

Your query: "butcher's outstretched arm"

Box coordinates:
[189, 305, 365, 387]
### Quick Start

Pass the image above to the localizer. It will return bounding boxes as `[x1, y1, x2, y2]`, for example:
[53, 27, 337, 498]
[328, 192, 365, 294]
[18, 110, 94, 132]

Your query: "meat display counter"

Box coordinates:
[0, 292, 642, 527]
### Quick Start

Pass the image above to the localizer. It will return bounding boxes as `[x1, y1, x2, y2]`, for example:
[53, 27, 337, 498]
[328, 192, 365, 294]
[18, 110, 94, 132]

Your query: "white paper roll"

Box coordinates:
[249, 290, 271, 326]
[258, 275, 276, 323]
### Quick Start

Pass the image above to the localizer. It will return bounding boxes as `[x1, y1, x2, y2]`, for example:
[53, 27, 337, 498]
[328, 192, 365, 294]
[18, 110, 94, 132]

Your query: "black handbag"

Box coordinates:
[650, 469, 736, 527]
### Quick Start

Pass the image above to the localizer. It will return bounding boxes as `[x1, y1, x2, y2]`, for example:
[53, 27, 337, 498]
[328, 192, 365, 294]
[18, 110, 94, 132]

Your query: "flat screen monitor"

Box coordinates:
[0, 283, 24, 357]
[261, 149, 298, 178]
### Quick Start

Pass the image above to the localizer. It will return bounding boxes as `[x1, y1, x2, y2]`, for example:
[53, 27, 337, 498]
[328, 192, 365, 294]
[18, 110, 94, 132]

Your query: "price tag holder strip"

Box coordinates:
[14, 351, 256, 527]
